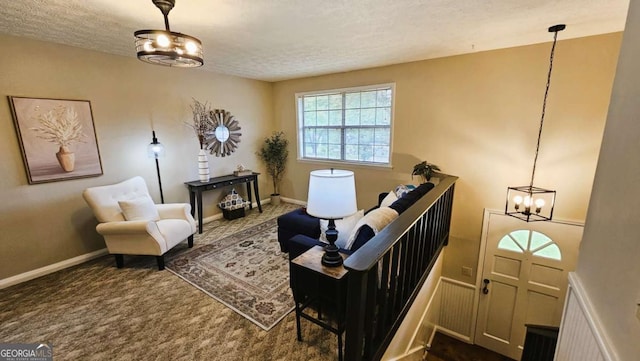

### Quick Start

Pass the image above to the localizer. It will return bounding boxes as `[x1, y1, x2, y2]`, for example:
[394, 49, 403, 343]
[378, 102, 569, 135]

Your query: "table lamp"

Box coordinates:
[306, 169, 357, 267]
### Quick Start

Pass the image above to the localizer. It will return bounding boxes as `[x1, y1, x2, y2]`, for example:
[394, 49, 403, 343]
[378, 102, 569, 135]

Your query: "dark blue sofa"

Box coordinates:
[277, 182, 435, 261]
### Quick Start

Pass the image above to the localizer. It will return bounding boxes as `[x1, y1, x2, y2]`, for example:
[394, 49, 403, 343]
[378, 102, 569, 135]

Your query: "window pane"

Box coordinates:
[345, 129, 359, 145]
[358, 145, 374, 162]
[329, 94, 342, 109]
[303, 96, 316, 111]
[498, 236, 524, 253]
[533, 244, 562, 260]
[317, 110, 329, 126]
[510, 230, 530, 251]
[345, 109, 360, 125]
[304, 111, 317, 126]
[316, 143, 328, 158]
[361, 108, 376, 125]
[329, 110, 342, 126]
[373, 146, 390, 163]
[345, 144, 358, 161]
[305, 144, 316, 157]
[359, 128, 374, 144]
[374, 128, 390, 146]
[328, 145, 341, 159]
[376, 108, 391, 125]
[304, 128, 315, 143]
[328, 129, 342, 144]
[361, 91, 377, 108]
[345, 93, 361, 109]
[530, 231, 552, 251]
[316, 95, 329, 110]
[377, 89, 391, 106]
[315, 128, 328, 143]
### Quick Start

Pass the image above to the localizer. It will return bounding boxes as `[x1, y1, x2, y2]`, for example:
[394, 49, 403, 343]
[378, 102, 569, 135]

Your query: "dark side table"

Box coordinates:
[290, 245, 349, 361]
[185, 173, 262, 233]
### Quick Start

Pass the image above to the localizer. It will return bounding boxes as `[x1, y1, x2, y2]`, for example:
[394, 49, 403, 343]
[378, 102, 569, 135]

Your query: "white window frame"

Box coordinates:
[295, 83, 395, 167]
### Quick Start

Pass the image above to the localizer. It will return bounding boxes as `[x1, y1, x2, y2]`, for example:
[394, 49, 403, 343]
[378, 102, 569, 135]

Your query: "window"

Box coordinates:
[296, 84, 394, 165]
[497, 230, 562, 261]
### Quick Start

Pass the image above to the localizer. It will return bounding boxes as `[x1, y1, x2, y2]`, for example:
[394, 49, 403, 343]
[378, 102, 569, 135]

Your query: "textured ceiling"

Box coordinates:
[0, 0, 630, 81]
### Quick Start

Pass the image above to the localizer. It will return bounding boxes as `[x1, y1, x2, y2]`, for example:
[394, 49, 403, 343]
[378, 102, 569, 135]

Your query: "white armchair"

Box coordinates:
[82, 176, 197, 270]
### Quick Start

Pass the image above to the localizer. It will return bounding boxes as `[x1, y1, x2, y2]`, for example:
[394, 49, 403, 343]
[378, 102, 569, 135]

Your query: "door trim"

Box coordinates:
[471, 209, 584, 343]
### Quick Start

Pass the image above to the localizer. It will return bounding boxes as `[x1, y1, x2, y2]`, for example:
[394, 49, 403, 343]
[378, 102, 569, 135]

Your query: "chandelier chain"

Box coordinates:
[530, 30, 559, 188]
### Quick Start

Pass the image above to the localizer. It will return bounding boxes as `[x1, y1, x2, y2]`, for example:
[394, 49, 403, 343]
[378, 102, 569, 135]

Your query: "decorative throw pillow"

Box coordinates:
[380, 191, 398, 208]
[344, 207, 399, 250]
[319, 209, 365, 248]
[118, 196, 160, 221]
[218, 189, 249, 210]
[394, 184, 416, 199]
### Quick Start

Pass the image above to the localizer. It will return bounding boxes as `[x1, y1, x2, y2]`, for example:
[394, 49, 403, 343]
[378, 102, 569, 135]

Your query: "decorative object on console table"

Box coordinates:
[258, 131, 289, 206]
[9, 96, 103, 184]
[218, 189, 250, 220]
[411, 160, 440, 184]
[233, 164, 253, 177]
[505, 24, 565, 222]
[147, 130, 165, 203]
[306, 169, 357, 267]
[189, 99, 214, 182]
[207, 109, 242, 157]
[198, 149, 210, 182]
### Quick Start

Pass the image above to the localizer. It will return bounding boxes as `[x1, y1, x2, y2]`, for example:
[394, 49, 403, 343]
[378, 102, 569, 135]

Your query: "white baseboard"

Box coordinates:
[280, 196, 306, 206]
[0, 248, 108, 290]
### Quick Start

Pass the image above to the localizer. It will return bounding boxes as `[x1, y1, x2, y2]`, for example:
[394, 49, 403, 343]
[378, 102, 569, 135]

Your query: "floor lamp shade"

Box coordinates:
[306, 169, 357, 219]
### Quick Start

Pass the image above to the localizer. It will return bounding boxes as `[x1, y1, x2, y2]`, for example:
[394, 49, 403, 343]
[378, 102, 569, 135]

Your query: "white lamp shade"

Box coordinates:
[306, 169, 357, 219]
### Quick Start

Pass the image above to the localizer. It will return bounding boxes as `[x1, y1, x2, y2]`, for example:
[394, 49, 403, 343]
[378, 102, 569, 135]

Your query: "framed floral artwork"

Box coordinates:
[8, 96, 103, 184]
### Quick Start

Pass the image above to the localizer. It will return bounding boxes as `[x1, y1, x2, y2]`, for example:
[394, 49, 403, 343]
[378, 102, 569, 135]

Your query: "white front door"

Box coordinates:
[474, 211, 583, 360]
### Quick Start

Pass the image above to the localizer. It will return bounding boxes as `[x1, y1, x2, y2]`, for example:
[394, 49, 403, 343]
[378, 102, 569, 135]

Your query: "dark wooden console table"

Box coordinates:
[185, 173, 262, 233]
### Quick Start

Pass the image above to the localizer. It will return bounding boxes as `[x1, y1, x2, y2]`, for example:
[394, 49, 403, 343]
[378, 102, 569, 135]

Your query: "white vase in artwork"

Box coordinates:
[198, 149, 210, 182]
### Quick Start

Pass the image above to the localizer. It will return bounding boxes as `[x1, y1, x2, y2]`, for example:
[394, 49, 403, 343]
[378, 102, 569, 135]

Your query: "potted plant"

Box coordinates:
[30, 105, 86, 172]
[258, 131, 289, 205]
[411, 160, 441, 184]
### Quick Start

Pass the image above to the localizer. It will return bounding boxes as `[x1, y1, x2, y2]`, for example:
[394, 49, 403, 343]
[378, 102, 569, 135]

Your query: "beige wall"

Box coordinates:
[576, 0, 640, 358]
[273, 33, 621, 283]
[0, 34, 274, 279]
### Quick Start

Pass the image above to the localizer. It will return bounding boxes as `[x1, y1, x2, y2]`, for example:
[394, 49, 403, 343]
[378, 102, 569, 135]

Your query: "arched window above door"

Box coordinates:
[497, 230, 562, 261]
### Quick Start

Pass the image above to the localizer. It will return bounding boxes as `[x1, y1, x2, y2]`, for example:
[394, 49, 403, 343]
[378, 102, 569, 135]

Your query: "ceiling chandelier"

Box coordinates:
[134, 0, 203, 68]
[505, 24, 566, 222]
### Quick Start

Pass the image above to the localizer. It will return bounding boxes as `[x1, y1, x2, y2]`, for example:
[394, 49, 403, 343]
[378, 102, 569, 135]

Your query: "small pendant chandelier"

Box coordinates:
[505, 24, 565, 222]
[134, 0, 203, 68]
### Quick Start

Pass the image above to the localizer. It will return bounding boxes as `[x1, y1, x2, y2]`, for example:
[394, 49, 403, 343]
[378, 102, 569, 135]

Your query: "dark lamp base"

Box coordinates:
[321, 244, 343, 267]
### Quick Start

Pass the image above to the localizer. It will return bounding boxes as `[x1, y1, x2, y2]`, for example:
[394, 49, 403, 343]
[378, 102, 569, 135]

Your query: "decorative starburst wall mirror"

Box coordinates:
[205, 109, 242, 157]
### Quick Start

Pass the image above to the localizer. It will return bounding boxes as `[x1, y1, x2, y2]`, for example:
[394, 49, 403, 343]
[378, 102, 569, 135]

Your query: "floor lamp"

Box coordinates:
[306, 169, 357, 267]
[148, 130, 166, 203]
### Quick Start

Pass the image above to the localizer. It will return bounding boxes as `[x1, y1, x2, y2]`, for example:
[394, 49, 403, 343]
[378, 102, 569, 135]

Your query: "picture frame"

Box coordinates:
[8, 96, 103, 184]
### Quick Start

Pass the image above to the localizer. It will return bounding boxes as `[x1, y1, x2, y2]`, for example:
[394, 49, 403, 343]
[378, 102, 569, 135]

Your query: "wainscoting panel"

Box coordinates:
[437, 278, 476, 341]
[555, 273, 615, 361]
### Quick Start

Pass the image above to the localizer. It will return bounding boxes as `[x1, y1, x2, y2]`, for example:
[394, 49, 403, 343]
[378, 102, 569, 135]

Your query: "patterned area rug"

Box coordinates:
[166, 218, 293, 331]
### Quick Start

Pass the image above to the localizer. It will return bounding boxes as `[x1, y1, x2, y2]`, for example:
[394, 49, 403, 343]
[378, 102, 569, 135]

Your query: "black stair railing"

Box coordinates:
[343, 175, 457, 361]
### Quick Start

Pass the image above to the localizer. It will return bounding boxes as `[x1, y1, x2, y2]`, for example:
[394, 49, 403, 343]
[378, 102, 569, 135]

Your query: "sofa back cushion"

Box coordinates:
[389, 182, 434, 214]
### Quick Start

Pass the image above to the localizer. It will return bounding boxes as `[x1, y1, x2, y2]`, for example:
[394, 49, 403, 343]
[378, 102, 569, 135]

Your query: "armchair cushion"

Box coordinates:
[118, 196, 160, 221]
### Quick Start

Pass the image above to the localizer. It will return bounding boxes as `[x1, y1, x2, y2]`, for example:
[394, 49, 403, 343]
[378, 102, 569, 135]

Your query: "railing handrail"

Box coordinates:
[344, 174, 459, 272]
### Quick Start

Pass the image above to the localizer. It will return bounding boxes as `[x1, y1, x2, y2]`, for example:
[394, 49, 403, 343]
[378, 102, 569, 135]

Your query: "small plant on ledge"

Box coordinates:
[411, 161, 441, 184]
[258, 131, 289, 205]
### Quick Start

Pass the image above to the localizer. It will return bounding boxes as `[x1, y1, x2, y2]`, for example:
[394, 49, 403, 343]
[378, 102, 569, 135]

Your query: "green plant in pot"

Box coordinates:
[258, 131, 289, 205]
[411, 161, 441, 184]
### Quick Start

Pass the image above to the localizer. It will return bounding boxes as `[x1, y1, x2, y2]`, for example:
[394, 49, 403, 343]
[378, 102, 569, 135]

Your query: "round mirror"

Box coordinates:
[215, 125, 230, 142]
